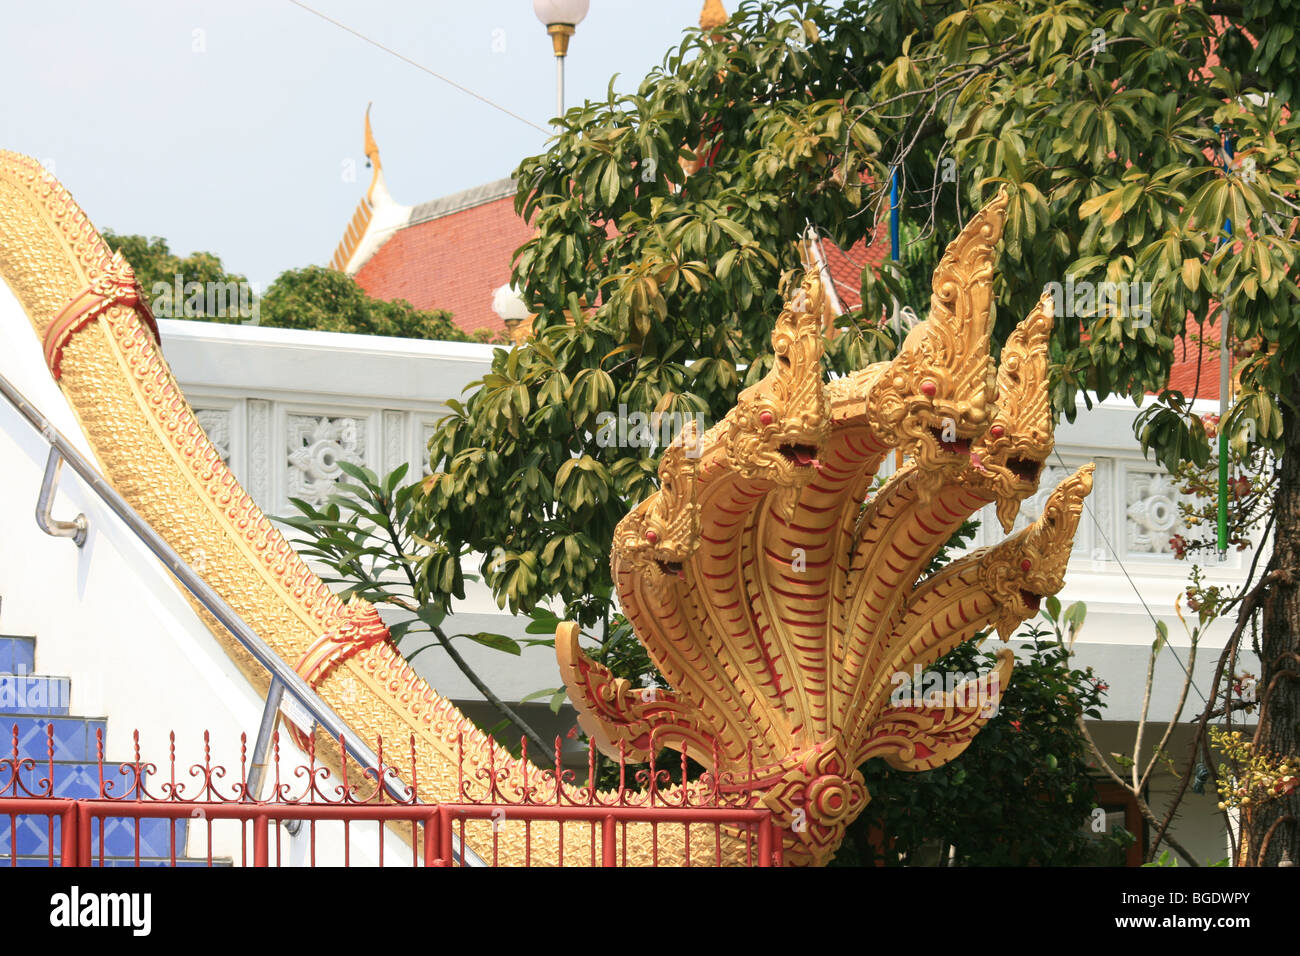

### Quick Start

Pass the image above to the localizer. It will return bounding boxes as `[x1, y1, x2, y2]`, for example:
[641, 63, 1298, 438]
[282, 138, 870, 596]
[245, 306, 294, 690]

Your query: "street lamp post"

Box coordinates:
[533, 0, 589, 119]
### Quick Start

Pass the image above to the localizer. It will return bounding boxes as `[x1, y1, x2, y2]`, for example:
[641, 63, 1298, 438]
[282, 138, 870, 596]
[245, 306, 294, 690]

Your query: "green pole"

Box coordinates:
[1218, 314, 1229, 561]
[1217, 129, 1233, 561]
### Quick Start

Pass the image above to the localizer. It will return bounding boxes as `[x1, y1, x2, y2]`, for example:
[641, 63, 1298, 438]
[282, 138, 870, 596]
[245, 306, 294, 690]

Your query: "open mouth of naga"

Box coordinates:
[1008, 456, 1042, 483]
[657, 560, 685, 578]
[1020, 589, 1042, 612]
[778, 443, 820, 467]
[928, 426, 972, 456]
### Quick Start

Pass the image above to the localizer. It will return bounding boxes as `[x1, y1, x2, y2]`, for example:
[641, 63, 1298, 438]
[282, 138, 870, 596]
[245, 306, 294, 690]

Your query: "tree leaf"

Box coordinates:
[458, 632, 522, 656]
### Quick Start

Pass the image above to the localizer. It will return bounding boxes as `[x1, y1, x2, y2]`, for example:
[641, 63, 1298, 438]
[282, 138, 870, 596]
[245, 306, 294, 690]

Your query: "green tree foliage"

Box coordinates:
[103, 231, 253, 322]
[423, 0, 1291, 616]
[834, 632, 1114, 867]
[104, 232, 476, 342]
[260, 266, 474, 341]
[280, 462, 556, 762]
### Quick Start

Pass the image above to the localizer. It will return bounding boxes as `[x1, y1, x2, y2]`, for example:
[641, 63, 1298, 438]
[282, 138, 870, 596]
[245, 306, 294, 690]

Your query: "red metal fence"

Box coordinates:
[1, 726, 779, 867]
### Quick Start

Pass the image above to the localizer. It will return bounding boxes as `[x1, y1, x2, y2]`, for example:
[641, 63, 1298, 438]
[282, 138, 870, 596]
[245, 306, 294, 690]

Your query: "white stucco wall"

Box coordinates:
[0, 285, 407, 865]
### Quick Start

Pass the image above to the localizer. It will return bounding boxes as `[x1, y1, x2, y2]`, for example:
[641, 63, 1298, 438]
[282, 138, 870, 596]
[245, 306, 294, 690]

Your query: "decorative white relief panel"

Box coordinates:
[246, 399, 272, 509]
[192, 408, 232, 465]
[286, 414, 368, 507]
[1125, 468, 1188, 556]
[383, 410, 406, 475]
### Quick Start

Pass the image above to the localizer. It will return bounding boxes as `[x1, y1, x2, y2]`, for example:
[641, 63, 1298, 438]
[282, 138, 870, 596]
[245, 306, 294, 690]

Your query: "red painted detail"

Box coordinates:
[815, 459, 855, 477]
[766, 513, 834, 535]
[938, 497, 968, 521]
[768, 581, 824, 601]
[914, 513, 941, 536]
[783, 604, 827, 618]
[889, 540, 919, 564]
[842, 434, 872, 457]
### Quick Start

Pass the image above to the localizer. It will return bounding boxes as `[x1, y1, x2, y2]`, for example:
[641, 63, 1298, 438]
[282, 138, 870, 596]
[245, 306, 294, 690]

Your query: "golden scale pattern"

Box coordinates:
[1, 153, 1093, 865]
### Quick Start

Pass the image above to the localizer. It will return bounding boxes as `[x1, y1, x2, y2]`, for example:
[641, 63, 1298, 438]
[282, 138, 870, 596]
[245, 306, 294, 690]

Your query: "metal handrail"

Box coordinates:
[0, 370, 483, 865]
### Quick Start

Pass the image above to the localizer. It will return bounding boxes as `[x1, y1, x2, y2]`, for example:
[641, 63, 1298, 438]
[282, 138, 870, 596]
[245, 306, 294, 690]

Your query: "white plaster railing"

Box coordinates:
[159, 319, 1262, 723]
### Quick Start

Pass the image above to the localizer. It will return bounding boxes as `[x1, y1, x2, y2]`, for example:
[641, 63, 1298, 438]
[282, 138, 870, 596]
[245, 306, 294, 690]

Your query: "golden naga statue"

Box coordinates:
[1, 152, 1091, 866]
[558, 188, 1095, 865]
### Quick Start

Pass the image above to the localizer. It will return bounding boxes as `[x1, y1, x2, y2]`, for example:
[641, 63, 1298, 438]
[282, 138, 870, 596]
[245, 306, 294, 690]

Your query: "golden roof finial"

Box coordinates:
[363, 102, 382, 178]
[330, 104, 386, 271]
[700, 0, 727, 31]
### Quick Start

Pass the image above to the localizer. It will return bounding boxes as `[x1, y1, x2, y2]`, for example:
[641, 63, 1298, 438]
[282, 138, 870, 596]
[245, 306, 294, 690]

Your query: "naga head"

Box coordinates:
[981, 463, 1094, 640]
[867, 189, 1008, 480]
[972, 292, 1055, 531]
[726, 271, 831, 486]
[612, 435, 702, 589]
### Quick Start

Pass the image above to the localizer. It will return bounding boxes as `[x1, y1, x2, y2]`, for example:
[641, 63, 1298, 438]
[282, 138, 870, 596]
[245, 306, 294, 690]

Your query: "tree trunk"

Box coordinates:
[1250, 373, 1300, 865]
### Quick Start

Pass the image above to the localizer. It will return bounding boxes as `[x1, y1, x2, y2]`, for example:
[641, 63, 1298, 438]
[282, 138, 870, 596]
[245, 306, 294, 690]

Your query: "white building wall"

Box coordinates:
[0, 289, 407, 865]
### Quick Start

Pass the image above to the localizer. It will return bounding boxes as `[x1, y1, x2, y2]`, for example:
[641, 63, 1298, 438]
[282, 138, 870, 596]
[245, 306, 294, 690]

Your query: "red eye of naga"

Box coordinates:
[1020, 559, 1032, 573]
[990, 425, 1004, 438]
[920, 381, 937, 398]
[759, 410, 774, 426]
[646, 531, 658, 544]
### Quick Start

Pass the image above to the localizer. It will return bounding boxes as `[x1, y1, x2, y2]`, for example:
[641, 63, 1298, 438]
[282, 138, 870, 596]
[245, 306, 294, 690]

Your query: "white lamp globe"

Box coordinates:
[492, 284, 530, 322]
[533, 0, 589, 26]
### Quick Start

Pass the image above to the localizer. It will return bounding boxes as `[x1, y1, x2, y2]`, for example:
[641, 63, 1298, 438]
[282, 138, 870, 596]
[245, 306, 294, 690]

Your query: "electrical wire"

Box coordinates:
[1050, 446, 1209, 706]
[285, 0, 552, 136]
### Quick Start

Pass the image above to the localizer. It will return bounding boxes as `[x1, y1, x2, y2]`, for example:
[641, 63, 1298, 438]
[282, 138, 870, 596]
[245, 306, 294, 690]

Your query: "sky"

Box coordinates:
[2, 1, 717, 289]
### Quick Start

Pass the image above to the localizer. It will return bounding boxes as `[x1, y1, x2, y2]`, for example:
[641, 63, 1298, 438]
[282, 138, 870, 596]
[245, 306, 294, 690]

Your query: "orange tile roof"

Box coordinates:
[354, 189, 533, 335]
[1168, 312, 1224, 401]
[819, 233, 890, 313]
